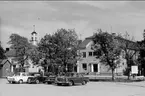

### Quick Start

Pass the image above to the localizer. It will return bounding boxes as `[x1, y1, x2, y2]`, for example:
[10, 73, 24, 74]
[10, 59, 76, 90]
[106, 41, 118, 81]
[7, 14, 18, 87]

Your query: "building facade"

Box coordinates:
[77, 35, 127, 75]
[0, 59, 13, 77]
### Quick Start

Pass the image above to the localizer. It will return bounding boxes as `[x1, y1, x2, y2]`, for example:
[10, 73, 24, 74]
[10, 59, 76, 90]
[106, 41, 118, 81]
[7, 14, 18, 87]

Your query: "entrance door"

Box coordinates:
[93, 64, 98, 72]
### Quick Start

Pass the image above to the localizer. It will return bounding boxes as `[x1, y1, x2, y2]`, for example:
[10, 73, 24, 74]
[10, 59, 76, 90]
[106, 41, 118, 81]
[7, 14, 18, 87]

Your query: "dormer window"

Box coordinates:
[82, 52, 86, 58]
[89, 52, 93, 56]
[31, 37, 33, 41]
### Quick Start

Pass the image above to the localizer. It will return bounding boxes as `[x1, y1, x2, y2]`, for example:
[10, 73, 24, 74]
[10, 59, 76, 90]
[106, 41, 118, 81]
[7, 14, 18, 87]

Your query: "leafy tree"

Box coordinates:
[38, 34, 58, 73]
[0, 42, 6, 59]
[28, 46, 41, 65]
[38, 28, 79, 74]
[93, 29, 122, 80]
[137, 30, 145, 76]
[8, 34, 32, 71]
[119, 32, 139, 79]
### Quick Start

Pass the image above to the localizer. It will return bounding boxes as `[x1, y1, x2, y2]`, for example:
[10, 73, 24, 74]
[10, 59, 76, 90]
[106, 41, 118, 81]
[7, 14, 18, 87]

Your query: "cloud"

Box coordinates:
[77, 1, 129, 10]
[0, 1, 145, 48]
[0, 19, 91, 48]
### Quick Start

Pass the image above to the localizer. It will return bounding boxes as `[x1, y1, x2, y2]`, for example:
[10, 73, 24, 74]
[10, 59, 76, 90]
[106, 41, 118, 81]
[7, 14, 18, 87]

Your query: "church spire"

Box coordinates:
[31, 25, 37, 46]
[33, 25, 35, 32]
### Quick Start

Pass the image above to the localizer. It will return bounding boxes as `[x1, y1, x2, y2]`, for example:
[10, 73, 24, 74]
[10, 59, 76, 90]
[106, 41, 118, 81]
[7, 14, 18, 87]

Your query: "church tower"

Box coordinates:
[31, 25, 38, 46]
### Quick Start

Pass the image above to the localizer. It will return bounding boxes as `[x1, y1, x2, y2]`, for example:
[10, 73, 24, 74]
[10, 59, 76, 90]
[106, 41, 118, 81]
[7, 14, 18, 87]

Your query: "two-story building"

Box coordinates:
[76, 34, 135, 75]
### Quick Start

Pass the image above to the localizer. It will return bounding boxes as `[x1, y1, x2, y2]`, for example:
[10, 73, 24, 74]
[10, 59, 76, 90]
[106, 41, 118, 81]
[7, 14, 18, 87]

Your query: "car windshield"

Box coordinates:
[14, 73, 20, 76]
[65, 73, 74, 77]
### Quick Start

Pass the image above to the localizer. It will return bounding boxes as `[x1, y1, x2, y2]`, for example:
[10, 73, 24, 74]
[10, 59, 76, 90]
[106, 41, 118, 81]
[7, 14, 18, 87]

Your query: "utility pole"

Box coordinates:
[110, 26, 112, 33]
[79, 33, 82, 40]
[33, 25, 35, 32]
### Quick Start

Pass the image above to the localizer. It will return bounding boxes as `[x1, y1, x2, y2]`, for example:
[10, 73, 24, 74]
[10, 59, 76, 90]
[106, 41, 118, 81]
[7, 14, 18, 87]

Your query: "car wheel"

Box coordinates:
[68, 81, 73, 86]
[44, 81, 48, 84]
[57, 83, 62, 86]
[36, 80, 40, 84]
[19, 80, 23, 84]
[82, 80, 86, 85]
[47, 82, 51, 84]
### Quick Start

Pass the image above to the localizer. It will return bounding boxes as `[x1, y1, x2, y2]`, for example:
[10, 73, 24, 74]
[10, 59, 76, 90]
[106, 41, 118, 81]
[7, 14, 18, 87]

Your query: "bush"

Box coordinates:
[123, 68, 130, 76]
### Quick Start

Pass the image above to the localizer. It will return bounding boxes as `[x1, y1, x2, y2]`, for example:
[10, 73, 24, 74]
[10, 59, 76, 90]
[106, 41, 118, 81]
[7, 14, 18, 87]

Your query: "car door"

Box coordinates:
[22, 73, 28, 82]
[76, 73, 82, 83]
[71, 73, 79, 83]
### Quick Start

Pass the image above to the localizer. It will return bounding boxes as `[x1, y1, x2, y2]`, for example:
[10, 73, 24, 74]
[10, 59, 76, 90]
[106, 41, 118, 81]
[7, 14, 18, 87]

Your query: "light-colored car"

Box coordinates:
[7, 72, 34, 84]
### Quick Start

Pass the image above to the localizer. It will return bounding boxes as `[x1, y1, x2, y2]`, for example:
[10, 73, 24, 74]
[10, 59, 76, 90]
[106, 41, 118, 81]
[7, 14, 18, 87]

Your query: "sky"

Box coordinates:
[0, 1, 145, 48]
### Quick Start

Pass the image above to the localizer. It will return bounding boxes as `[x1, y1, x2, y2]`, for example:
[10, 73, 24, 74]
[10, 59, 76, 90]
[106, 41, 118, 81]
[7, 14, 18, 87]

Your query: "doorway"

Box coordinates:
[93, 64, 98, 72]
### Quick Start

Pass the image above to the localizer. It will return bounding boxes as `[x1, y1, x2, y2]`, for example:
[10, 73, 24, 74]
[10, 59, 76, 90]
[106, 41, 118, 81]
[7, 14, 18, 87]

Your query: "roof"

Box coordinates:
[78, 34, 97, 49]
[5, 50, 17, 57]
[31, 31, 37, 35]
[85, 34, 96, 39]
[0, 59, 11, 65]
[79, 39, 92, 49]
[79, 33, 139, 50]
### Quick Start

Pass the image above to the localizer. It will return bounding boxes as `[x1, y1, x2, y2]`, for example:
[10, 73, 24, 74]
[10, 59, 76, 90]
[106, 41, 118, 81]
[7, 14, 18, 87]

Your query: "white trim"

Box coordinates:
[91, 64, 94, 72]
[91, 63, 100, 73]
[98, 63, 100, 73]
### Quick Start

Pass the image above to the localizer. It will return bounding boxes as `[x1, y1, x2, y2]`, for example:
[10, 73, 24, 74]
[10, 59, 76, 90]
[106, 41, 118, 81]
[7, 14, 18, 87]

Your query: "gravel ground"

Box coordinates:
[0, 79, 145, 96]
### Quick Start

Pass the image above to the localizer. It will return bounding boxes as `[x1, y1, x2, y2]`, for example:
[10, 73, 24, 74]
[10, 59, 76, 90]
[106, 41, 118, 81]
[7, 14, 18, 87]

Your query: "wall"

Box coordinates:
[77, 40, 127, 75]
[2, 62, 11, 77]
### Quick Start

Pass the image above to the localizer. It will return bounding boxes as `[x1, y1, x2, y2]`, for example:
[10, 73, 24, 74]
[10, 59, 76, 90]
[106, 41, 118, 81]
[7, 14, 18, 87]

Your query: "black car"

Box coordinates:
[27, 73, 47, 84]
[44, 75, 56, 84]
[55, 72, 89, 86]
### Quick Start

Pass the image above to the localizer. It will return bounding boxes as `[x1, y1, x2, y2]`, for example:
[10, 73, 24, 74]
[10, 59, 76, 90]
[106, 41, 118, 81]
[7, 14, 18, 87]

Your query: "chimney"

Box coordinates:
[78, 40, 82, 45]
[112, 33, 116, 36]
[5, 48, 9, 52]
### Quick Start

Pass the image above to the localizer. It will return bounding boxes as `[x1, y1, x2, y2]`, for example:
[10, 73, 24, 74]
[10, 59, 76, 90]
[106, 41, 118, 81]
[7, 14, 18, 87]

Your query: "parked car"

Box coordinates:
[7, 72, 34, 84]
[55, 72, 89, 86]
[44, 74, 56, 84]
[27, 73, 47, 84]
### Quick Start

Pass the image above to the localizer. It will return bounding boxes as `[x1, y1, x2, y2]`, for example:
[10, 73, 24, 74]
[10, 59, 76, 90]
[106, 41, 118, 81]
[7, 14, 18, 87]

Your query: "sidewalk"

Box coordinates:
[118, 81, 145, 87]
[0, 78, 7, 84]
[85, 75, 145, 81]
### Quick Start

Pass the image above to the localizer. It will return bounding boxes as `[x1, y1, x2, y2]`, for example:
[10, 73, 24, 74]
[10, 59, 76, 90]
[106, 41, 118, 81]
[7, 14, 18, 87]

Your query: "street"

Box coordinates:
[0, 79, 145, 96]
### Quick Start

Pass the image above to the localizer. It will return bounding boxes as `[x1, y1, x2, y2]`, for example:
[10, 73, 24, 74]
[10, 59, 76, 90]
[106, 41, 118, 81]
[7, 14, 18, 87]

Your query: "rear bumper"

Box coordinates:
[45, 80, 55, 83]
[7, 80, 19, 83]
[55, 81, 70, 85]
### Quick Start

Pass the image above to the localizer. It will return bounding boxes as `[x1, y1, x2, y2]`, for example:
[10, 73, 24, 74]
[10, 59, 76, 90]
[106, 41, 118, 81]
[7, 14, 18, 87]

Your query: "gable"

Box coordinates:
[79, 39, 92, 49]
[86, 41, 93, 49]
[0, 59, 12, 67]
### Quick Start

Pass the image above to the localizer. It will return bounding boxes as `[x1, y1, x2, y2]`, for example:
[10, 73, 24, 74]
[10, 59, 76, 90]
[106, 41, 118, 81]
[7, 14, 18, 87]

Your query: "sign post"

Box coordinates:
[131, 66, 138, 79]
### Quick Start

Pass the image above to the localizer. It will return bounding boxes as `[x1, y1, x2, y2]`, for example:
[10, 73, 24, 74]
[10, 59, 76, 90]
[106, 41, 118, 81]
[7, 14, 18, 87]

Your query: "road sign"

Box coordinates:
[131, 66, 138, 74]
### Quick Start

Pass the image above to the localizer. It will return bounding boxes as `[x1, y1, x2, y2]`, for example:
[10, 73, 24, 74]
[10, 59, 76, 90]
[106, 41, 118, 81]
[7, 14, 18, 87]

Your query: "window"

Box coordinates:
[82, 52, 86, 58]
[31, 37, 33, 41]
[82, 63, 87, 70]
[93, 52, 97, 56]
[93, 51, 101, 57]
[22, 73, 26, 76]
[89, 52, 93, 56]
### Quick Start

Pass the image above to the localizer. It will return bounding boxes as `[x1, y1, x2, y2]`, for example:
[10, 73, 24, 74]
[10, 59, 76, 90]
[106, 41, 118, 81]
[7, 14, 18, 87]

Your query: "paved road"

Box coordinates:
[0, 79, 145, 96]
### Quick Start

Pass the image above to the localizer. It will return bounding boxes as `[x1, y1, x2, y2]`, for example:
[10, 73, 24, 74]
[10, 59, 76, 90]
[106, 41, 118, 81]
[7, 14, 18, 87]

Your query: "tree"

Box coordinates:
[38, 28, 79, 74]
[119, 32, 139, 79]
[28, 46, 43, 65]
[38, 34, 57, 73]
[8, 34, 32, 71]
[92, 29, 122, 80]
[0, 42, 6, 59]
[137, 30, 145, 76]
